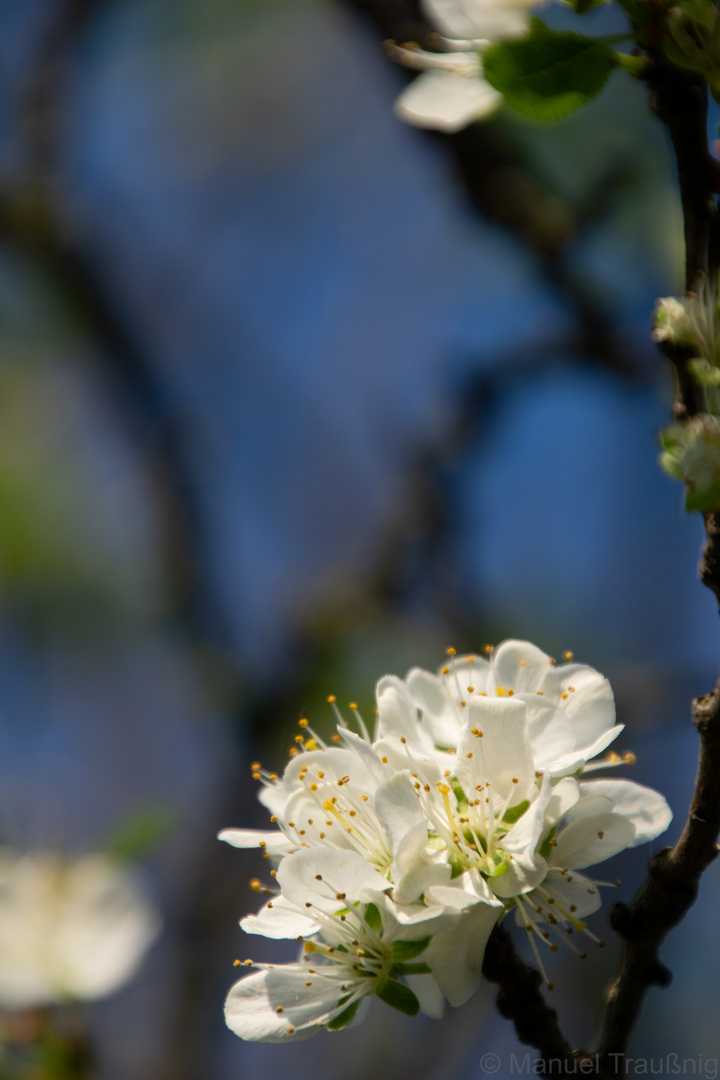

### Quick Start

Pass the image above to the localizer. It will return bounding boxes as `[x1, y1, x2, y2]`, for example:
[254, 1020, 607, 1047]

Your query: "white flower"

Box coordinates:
[225, 847, 463, 1041]
[0, 851, 160, 1009]
[389, 0, 540, 132]
[660, 413, 720, 510]
[513, 779, 671, 982]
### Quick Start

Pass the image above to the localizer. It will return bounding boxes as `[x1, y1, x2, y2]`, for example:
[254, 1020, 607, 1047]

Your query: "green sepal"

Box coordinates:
[376, 979, 421, 1016]
[327, 998, 361, 1031]
[390, 962, 431, 977]
[390, 937, 431, 962]
[481, 850, 510, 877]
[483, 19, 619, 122]
[539, 826, 557, 861]
[363, 902, 383, 934]
[503, 799, 530, 825]
[448, 853, 465, 879]
[453, 785, 469, 814]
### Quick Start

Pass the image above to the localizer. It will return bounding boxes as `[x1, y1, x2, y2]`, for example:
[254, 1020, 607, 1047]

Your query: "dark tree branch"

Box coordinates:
[483, 924, 575, 1070]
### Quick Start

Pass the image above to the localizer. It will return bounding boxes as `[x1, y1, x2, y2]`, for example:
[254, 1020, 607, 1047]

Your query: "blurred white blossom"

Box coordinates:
[390, 0, 539, 132]
[0, 851, 160, 1009]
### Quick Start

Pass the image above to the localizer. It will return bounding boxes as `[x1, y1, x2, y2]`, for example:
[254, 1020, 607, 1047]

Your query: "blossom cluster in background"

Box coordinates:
[655, 276, 720, 511]
[221, 640, 671, 1042]
[0, 851, 160, 1010]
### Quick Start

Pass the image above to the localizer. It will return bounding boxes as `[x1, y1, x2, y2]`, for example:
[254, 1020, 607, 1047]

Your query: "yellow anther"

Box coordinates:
[288, 748, 299, 758]
[250, 762, 262, 771]
[298, 718, 309, 728]
[460, 701, 467, 708]
[305, 739, 318, 751]
[512, 777, 519, 784]
[623, 751, 637, 765]
[252, 772, 261, 781]
[561, 692, 569, 700]
[294, 734, 304, 743]
[465, 655, 475, 664]
[233, 959, 241, 967]
[549, 657, 556, 666]
[270, 870, 277, 878]
[269, 773, 278, 781]
[317, 770, 325, 778]
[563, 651, 574, 662]
[508, 689, 514, 696]
[437, 783, 450, 794]
[276, 1006, 284, 1014]
[327, 695, 336, 704]
[243, 959, 253, 967]
[310, 783, 318, 791]
[381, 756, 388, 764]
[567, 685, 576, 693]
[495, 686, 507, 697]
[441, 667, 450, 675]
[466, 751, 473, 759]
[536, 691, 544, 696]
[446, 647, 457, 655]
[270, 815, 278, 822]
[286, 1026, 295, 1034]
[331, 734, 342, 743]
[322, 800, 334, 811]
[250, 879, 263, 893]
[258, 841, 267, 848]
[519, 660, 527, 667]
[478, 691, 487, 696]
[483, 644, 494, 654]
[349, 702, 358, 710]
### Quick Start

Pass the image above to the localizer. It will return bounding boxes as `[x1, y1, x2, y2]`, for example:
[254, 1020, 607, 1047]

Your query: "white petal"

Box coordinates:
[277, 848, 388, 914]
[406, 668, 460, 747]
[394, 861, 452, 905]
[406, 973, 445, 1018]
[552, 812, 636, 869]
[240, 898, 319, 940]
[225, 965, 361, 1042]
[549, 725, 624, 776]
[539, 869, 603, 920]
[376, 680, 423, 744]
[395, 70, 501, 134]
[218, 829, 295, 855]
[487, 855, 547, 898]
[519, 695, 576, 770]
[375, 773, 425, 856]
[577, 780, 672, 847]
[491, 640, 561, 696]
[426, 903, 501, 1006]
[546, 777, 580, 823]
[339, 728, 388, 784]
[502, 775, 552, 865]
[456, 696, 534, 803]
[422, 0, 530, 40]
[560, 665, 617, 749]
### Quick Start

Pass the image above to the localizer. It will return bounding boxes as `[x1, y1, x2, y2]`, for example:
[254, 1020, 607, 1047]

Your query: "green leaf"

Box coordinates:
[503, 799, 530, 825]
[390, 962, 431, 977]
[376, 979, 420, 1016]
[685, 477, 720, 512]
[391, 937, 431, 962]
[483, 19, 618, 122]
[105, 806, 173, 862]
[327, 998, 361, 1031]
[363, 902, 383, 934]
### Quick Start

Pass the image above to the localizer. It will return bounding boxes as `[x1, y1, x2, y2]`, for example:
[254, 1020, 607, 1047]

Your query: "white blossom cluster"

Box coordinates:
[221, 640, 671, 1042]
[0, 851, 160, 1009]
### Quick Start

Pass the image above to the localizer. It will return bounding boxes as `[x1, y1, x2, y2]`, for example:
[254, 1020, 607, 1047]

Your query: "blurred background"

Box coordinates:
[0, 0, 718, 1076]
